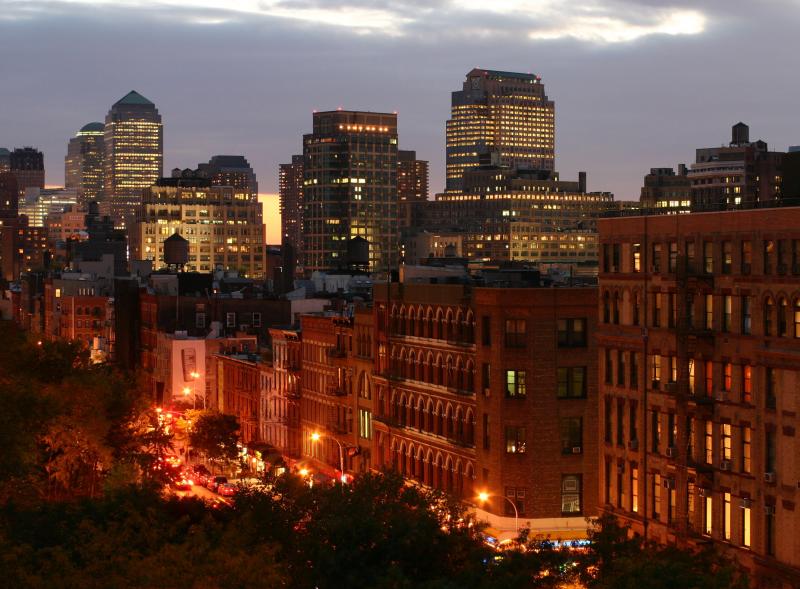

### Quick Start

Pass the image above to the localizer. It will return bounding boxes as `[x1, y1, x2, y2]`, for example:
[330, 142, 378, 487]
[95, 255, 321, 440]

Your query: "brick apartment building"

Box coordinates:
[597, 207, 800, 588]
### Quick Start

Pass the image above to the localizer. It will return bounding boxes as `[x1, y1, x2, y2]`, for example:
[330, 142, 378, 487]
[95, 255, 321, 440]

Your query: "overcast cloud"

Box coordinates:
[1, 0, 799, 230]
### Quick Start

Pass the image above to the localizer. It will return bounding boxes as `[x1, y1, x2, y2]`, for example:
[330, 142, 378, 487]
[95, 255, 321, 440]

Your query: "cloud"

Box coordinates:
[3, 0, 707, 42]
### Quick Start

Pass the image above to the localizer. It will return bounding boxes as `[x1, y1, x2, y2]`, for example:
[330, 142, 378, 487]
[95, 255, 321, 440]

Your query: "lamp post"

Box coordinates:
[310, 432, 347, 484]
[183, 372, 203, 410]
[477, 491, 519, 534]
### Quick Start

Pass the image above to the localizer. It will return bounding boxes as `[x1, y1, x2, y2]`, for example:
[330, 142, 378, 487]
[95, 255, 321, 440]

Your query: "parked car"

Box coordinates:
[217, 482, 237, 497]
[207, 476, 228, 493]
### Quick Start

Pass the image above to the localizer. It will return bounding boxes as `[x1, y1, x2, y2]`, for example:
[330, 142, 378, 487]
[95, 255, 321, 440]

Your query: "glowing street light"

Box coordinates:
[477, 491, 519, 533]
[310, 431, 347, 484]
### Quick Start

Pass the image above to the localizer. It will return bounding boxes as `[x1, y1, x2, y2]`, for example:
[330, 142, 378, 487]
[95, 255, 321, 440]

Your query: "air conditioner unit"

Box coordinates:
[628, 439, 639, 451]
[764, 505, 776, 515]
[572, 446, 582, 454]
[665, 447, 676, 458]
[739, 498, 752, 509]
[720, 460, 732, 471]
[663, 478, 676, 490]
[764, 472, 776, 483]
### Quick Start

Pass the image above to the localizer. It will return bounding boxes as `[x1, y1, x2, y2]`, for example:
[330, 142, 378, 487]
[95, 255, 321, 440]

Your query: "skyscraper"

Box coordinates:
[302, 111, 398, 273]
[446, 69, 554, 192]
[9, 147, 45, 198]
[65, 122, 105, 206]
[103, 90, 163, 228]
[279, 154, 304, 266]
[397, 150, 429, 230]
[0, 173, 18, 221]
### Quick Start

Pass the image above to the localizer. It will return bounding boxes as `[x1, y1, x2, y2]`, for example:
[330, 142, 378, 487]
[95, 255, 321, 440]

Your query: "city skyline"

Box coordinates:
[2, 1, 799, 206]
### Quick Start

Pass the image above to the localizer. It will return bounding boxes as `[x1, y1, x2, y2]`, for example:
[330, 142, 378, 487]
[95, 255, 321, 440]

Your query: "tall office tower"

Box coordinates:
[9, 147, 45, 198]
[103, 90, 163, 229]
[65, 122, 105, 206]
[303, 111, 398, 273]
[0, 148, 10, 173]
[446, 69, 554, 192]
[131, 177, 266, 278]
[279, 154, 304, 263]
[397, 150, 429, 230]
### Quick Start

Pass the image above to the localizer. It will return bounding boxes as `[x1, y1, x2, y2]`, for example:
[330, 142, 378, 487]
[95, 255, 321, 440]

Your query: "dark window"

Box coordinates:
[482, 413, 490, 450]
[652, 243, 662, 273]
[604, 400, 613, 443]
[616, 398, 625, 446]
[504, 318, 526, 348]
[505, 487, 526, 516]
[481, 315, 491, 345]
[481, 363, 490, 395]
[669, 242, 678, 273]
[557, 367, 587, 398]
[704, 241, 714, 273]
[651, 410, 660, 453]
[617, 351, 626, 387]
[741, 241, 752, 274]
[604, 349, 613, 384]
[560, 417, 583, 453]
[766, 367, 777, 410]
[630, 353, 639, 389]
[722, 241, 732, 274]
[742, 296, 751, 334]
[558, 318, 587, 347]
[629, 401, 638, 443]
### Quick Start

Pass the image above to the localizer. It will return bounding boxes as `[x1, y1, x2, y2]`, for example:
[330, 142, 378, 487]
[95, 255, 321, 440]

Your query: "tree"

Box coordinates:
[189, 411, 240, 463]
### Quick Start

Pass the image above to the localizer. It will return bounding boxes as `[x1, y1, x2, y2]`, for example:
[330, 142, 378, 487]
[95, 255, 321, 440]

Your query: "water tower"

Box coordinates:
[164, 232, 189, 271]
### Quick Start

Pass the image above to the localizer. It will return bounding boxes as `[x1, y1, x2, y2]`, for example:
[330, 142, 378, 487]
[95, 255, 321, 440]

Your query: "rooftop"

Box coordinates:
[79, 122, 104, 134]
[113, 90, 155, 107]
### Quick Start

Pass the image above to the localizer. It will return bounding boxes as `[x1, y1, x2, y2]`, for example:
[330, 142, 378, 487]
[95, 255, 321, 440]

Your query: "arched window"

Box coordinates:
[779, 297, 788, 337]
[764, 297, 774, 336]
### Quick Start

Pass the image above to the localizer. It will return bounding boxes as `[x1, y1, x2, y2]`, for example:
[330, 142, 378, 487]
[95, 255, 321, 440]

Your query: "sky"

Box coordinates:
[2, 0, 800, 242]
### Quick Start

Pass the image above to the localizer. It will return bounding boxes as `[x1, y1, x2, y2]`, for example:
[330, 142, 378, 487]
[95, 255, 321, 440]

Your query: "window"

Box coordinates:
[742, 426, 751, 473]
[764, 297, 774, 336]
[723, 492, 731, 541]
[704, 294, 713, 329]
[631, 466, 639, 513]
[766, 430, 776, 473]
[629, 401, 638, 444]
[722, 241, 732, 274]
[667, 413, 676, 450]
[653, 293, 662, 327]
[669, 356, 677, 384]
[742, 505, 751, 548]
[616, 461, 625, 508]
[721, 423, 732, 461]
[605, 349, 613, 385]
[604, 400, 613, 443]
[651, 354, 661, 389]
[651, 410, 661, 453]
[652, 473, 661, 519]
[705, 361, 713, 396]
[779, 298, 788, 336]
[561, 475, 582, 514]
[481, 315, 491, 345]
[668, 485, 677, 524]
[723, 362, 732, 393]
[633, 293, 641, 326]
[557, 367, 587, 398]
[358, 409, 372, 439]
[723, 295, 732, 332]
[226, 312, 236, 328]
[689, 358, 696, 394]
[652, 243, 662, 273]
[766, 510, 776, 556]
[482, 414, 490, 450]
[669, 242, 678, 273]
[604, 460, 611, 504]
[704, 241, 714, 273]
[560, 417, 582, 453]
[505, 426, 526, 453]
[616, 399, 625, 446]
[741, 296, 751, 334]
[252, 312, 261, 327]
[505, 487, 526, 516]
[557, 318, 587, 347]
[481, 363, 491, 395]
[504, 319, 526, 348]
[766, 367, 777, 409]
[704, 495, 713, 536]
[195, 312, 206, 329]
[795, 300, 800, 338]
[686, 240, 696, 273]
[505, 370, 526, 398]
[669, 293, 677, 328]
[741, 240, 752, 274]
[742, 365, 752, 403]
[617, 351, 626, 387]
[705, 420, 713, 464]
[633, 243, 641, 272]
[630, 353, 639, 389]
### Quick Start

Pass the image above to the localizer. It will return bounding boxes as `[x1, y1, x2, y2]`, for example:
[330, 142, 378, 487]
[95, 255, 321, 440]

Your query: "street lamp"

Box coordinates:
[477, 491, 519, 534]
[189, 371, 205, 409]
[310, 432, 347, 484]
